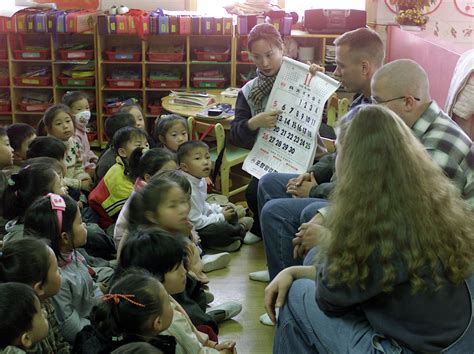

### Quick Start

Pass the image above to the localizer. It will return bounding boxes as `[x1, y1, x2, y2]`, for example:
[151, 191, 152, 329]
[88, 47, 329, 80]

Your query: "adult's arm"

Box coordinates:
[230, 91, 258, 149]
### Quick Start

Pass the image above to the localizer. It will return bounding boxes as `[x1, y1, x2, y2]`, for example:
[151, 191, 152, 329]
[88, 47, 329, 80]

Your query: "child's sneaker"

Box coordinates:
[207, 301, 242, 322]
[239, 216, 254, 231]
[204, 289, 214, 304]
[208, 240, 242, 252]
[249, 270, 270, 282]
[117, 5, 129, 14]
[108, 5, 117, 14]
[202, 252, 231, 272]
[259, 312, 275, 326]
[243, 231, 261, 245]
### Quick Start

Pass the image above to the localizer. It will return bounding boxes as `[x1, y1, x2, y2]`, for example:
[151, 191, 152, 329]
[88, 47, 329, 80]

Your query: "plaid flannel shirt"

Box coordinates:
[412, 101, 473, 209]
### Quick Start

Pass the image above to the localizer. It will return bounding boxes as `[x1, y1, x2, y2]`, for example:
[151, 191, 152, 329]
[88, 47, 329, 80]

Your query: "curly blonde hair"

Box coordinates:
[319, 105, 474, 293]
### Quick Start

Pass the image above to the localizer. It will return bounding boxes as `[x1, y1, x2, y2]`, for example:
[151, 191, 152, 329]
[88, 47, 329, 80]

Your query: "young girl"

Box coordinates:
[0, 237, 70, 353]
[118, 229, 237, 354]
[40, 104, 92, 192]
[154, 114, 188, 153]
[0, 283, 49, 353]
[88, 126, 148, 228]
[120, 103, 146, 130]
[114, 147, 177, 251]
[62, 91, 97, 172]
[74, 269, 175, 354]
[24, 193, 102, 344]
[265, 105, 474, 353]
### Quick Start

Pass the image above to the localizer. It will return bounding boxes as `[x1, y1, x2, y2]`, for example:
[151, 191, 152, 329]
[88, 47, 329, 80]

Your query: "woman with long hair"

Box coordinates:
[265, 105, 474, 353]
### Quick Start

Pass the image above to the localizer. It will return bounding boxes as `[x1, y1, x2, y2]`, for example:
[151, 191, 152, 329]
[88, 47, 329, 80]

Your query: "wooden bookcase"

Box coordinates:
[2, 29, 340, 147]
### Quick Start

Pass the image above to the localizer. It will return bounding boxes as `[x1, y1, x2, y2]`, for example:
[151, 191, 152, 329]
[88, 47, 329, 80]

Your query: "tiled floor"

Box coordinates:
[206, 241, 275, 354]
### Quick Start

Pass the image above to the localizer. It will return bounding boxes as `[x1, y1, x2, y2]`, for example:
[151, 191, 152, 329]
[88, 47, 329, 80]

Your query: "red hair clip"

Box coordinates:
[47, 193, 66, 232]
[102, 294, 145, 308]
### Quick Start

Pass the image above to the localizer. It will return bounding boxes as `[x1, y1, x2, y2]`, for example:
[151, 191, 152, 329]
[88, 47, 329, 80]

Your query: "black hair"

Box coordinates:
[24, 194, 78, 258]
[119, 103, 145, 120]
[152, 170, 191, 195]
[61, 91, 88, 108]
[0, 282, 39, 348]
[38, 104, 74, 137]
[176, 140, 209, 164]
[3, 163, 59, 221]
[0, 237, 50, 288]
[117, 229, 186, 283]
[6, 123, 36, 151]
[26, 136, 66, 160]
[91, 268, 167, 339]
[128, 147, 176, 181]
[24, 157, 64, 176]
[112, 127, 148, 155]
[153, 114, 187, 143]
[104, 112, 135, 141]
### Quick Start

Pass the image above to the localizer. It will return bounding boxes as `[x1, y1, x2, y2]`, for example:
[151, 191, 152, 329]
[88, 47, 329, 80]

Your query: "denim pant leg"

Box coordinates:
[257, 173, 298, 218]
[274, 279, 378, 354]
[300, 199, 330, 224]
[261, 198, 316, 280]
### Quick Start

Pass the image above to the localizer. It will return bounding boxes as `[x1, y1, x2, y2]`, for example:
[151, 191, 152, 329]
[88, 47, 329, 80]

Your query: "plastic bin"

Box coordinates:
[103, 104, 122, 115]
[58, 75, 95, 87]
[14, 76, 52, 86]
[147, 51, 185, 62]
[194, 49, 230, 62]
[106, 78, 142, 88]
[0, 77, 9, 86]
[105, 51, 141, 62]
[240, 51, 250, 62]
[59, 49, 94, 60]
[0, 50, 7, 60]
[192, 77, 226, 88]
[0, 102, 10, 112]
[148, 104, 162, 115]
[147, 78, 182, 89]
[13, 49, 50, 60]
[17, 102, 52, 112]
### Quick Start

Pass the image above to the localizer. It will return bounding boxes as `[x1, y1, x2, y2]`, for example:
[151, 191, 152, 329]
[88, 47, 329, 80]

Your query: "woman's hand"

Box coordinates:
[307, 62, 325, 76]
[264, 268, 294, 324]
[247, 110, 281, 130]
[286, 172, 317, 198]
[215, 341, 237, 353]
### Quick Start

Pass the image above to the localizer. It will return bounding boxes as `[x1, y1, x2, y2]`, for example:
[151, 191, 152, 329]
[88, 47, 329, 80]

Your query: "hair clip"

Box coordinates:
[7, 177, 15, 186]
[102, 294, 145, 308]
[47, 193, 66, 232]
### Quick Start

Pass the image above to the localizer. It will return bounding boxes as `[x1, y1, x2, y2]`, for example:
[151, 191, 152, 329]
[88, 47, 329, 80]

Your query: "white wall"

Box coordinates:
[99, 0, 186, 11]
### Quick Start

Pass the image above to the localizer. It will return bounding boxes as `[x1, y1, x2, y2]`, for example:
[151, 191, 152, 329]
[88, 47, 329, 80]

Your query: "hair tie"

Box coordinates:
[102, 294, 145, 308]
[47, 193, 66, 232]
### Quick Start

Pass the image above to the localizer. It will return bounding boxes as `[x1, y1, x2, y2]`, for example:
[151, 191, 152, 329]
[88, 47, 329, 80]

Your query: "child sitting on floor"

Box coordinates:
[6, 123, 36, 173]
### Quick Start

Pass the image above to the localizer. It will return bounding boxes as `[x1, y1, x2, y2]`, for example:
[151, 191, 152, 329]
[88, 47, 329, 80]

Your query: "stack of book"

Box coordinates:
[170, 91, 216, 107]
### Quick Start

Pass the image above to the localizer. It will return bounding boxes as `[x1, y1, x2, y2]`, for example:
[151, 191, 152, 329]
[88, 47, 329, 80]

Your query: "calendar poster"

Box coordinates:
[243, 57, 340, 179]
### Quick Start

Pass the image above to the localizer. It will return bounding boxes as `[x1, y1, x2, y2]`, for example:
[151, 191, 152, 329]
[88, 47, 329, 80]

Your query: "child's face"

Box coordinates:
[26, 297, 49, 347]
[157, 285, 174, 332]
[119, 136, 149, 159]
[38, 247, 62, 301]
[15, 133, 36, 162]
[153, 186, 191, 233]
[0, 134, 14, 168]
[62, 207, 87, 251]
[163, 261, 187, 295]
[129, 107, 145, 130]
[70, 98, 91, 126]
[161, 122, 188, 152]
[51, 172, 67, 195]
[48, 111, 74, 141]
[180, 147, 212, 178]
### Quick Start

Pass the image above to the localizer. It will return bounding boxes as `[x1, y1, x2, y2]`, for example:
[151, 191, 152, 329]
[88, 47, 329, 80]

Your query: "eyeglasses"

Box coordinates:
[371, 96, 420, 105]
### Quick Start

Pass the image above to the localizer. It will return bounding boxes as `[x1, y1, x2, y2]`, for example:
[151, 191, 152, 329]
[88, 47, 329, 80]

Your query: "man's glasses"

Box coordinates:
[371, 96, 420, 105]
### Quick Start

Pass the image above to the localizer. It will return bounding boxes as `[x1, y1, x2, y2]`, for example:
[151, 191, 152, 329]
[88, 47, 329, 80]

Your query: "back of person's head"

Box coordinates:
[112, 342, 164, 354]
[0, 282, 47, 349]
[176, 140, 208, 164]
[26, 136, 66, 160]
[0, 237, 60, 300]
[61, 91, 88, 108]
[248, 23, 283, 52]
[24, 194, 78, 258]
[105, 112, 136, 141]
[6, 123, 36, 153]
[118, 228, 186, 283]
[38, 104, 74, 137]
[321, 104, 474, 292]
[153, 115, 187, 145]
[112, 126, 149, 156]
[334, 27, 385, 68]
[91, 268, 171, 340]
[24, 157, 65, 177]
[129, 147, 177, 181]
[3, 163, 60, 221]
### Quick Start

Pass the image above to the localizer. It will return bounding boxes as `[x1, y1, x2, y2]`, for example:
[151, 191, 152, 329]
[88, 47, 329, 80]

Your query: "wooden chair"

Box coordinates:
[326, 94, 350, 127]
[321, 137, 336, 153]
[187, 116, 250, 197]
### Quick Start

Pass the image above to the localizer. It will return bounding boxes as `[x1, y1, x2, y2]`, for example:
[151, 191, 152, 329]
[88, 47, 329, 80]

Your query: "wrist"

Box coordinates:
[247, 118, 258, 131]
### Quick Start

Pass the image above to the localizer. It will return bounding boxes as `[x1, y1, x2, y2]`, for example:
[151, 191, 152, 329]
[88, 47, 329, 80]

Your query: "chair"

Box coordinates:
[321, 137, 336, 153]
[187, 116, 250, 197]
[326, 94, 350, 127]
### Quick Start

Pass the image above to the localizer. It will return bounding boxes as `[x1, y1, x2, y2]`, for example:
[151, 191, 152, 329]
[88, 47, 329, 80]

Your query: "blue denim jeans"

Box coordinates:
[258, 173, 328, 280]
[274, 277, 474, 354]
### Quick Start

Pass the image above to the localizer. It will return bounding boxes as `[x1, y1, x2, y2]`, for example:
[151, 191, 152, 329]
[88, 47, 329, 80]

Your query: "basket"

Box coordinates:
[13, 49, 50, 60]
[0, 77, 9, 86]
[59, 49, 94, 60]
[240, 51, 250, 62]
[0, 49, 7, 60]
[0, 103, 10, 112]
[148, 104, 162, 115]
[14, 76, 52, 86]
[58, 75, 95, 87]
[192, 77, 226, 88]
[147, 51, 185, 62]
[195, 49, 230, 62]
[106, 78, 142, 88]
[105, 51, 141, 62]
[147, 78, 182, 89]
[17, 102, 52, 112]
[103, 105, 122, 115]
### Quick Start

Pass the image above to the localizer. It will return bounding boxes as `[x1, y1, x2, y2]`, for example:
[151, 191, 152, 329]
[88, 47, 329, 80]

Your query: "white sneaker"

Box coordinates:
[249, 270, 270, 282]
[204, 290, 214, 304]
[206, 301, 242, 322]
[208, 240, 242, 252]
[259, 312, 275, 326]
[108, 5, 117, 14]
[202, 252, 231, 273]
[243, 231, 261, 245]
[117, 5, 129, 14]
